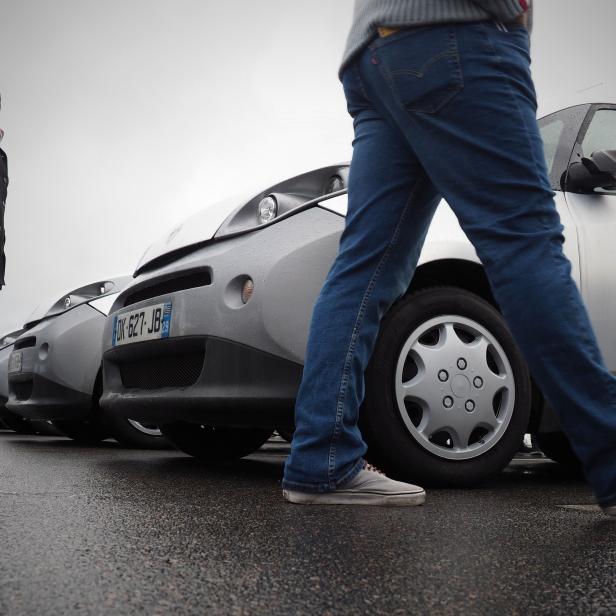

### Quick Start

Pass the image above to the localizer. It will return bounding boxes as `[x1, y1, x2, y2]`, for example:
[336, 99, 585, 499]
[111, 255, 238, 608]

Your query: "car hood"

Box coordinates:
[136, 193, 252, 274]
[135, 164, 353, 275]
[24, 276, 132, 328]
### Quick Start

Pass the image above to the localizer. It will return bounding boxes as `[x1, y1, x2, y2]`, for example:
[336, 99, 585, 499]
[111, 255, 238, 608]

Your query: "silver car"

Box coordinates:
[6, 278, 167, 448]
[100, 103, 616, 484]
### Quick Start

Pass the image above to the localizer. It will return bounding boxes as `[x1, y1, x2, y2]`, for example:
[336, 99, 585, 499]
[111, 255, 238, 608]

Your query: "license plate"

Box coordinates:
[8, 351, 22, 373]
[112, 302, 171, 347]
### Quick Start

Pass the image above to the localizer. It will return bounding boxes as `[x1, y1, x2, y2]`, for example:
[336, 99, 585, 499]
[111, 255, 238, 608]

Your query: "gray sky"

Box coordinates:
[0, 0, 615, 333]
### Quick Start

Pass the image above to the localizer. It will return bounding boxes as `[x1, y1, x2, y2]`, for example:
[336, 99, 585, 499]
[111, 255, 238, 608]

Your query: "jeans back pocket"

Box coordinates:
[370, 26, 464, 115]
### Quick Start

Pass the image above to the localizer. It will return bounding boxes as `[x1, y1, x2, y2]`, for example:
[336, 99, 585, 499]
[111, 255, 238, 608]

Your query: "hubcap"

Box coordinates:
[127, 420, 162, 437]
[395, 315, 515, 461]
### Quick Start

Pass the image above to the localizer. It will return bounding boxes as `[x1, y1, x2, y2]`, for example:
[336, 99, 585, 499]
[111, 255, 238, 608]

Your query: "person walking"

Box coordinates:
[282, 0, 616, 514]
[0, 94, 7, 290]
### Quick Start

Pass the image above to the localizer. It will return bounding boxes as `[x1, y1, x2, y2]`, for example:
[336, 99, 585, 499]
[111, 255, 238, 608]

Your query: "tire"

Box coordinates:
[362, 287, 532, 487]
[92, 368, 168, 449]
[0, 409, 38, 434]
[101, 412, 170, 450]
[160, 422, 273, 460]
[276, 427, 294, 443]
[53, 419, 109, 444]
[32, 421, 64, 436]
[536, 431, 581, 469]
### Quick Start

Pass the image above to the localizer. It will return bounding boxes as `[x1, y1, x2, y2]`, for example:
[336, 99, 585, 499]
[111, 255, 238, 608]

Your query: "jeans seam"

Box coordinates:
[353, 63, 371, 101]
[480, 22, 502, 63]
[326, 176, 425, 484]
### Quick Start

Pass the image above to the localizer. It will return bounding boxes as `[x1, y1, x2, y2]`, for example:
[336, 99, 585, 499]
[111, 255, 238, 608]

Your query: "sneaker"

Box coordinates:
[283, 465, 426, 507]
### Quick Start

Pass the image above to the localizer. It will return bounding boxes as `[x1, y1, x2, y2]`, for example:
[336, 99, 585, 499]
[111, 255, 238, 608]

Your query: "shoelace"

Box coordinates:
[364, 462, 385, 475]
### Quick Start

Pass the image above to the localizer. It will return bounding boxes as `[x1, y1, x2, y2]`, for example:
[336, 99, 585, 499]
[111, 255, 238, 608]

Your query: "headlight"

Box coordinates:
[325, 175, 345, 194]
[214, 165, 350, 239]
[257, 196, 278, 225]
[23, 276, 132, 328]
[0, 329, 25, 351]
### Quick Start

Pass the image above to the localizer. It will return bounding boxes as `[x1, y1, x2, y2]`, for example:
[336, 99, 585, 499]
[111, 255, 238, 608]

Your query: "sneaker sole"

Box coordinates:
[283, 489, 426, 507]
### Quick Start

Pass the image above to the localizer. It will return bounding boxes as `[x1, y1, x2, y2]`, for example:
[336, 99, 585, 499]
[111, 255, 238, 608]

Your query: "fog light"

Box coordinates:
[241, 279, 254, 304]
[39, 343, 49, 361]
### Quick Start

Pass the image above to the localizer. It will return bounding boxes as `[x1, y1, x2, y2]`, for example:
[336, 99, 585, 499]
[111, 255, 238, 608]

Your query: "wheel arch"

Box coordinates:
[408, 258, 496, 307]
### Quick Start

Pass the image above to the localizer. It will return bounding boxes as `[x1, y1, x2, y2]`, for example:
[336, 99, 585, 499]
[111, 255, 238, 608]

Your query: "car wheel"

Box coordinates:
[0, 408, 38, 434]
[276, 427, 294, 443]
[53, 419, 110, 444]
[101, 411, 170, 449]
[362, 287, 532, 487]
[535, 431, 581, 469]
[32, 420, 64, 436]
[160, 422, 273, 460]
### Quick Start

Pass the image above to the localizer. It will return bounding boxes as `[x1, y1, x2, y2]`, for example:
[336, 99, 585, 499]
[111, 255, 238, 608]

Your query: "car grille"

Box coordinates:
[12, 380, 33, 401]
[123, 269, 211, 308]
[14, 336, 36, 350]
[119, 350, 205, 389]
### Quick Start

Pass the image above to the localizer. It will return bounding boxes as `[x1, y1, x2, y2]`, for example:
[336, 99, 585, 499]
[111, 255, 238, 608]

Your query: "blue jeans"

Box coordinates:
[282, 21, 616, 506]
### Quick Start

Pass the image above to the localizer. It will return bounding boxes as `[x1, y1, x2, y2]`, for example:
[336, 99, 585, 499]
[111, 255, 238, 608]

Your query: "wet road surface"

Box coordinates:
[0, 430, 614, 615]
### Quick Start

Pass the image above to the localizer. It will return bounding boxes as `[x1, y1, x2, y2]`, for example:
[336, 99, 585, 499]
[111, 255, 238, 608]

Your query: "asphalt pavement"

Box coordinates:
[0, 430, 614, 616]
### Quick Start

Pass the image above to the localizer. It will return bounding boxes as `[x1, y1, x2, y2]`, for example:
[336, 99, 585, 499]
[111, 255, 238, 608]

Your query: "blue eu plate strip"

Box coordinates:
[161, 302, 172, 338]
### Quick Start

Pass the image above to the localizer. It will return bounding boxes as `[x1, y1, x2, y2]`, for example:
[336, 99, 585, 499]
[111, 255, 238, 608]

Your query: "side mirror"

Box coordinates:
[567, 149, 616, 193]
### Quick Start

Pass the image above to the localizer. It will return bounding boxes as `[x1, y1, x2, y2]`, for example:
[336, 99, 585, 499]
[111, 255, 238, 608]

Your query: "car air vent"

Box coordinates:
[123, 270, 212, 308]
[120, 350, 205, 389]
[14, 336, 36, 350]
[12, 380, 33, 401]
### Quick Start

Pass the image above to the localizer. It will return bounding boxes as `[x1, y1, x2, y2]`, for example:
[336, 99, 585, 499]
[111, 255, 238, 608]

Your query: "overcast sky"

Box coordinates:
[0, 0, 615, 333]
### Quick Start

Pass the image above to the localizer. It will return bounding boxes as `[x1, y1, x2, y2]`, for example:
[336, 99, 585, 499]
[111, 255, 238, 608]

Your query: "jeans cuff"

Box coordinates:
[282, 457, 366, 494]
[597, 490, 616, 509]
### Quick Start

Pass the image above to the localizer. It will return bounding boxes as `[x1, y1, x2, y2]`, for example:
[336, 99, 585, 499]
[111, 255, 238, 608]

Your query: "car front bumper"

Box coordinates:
[6, 304, 104, 421]
[100, 335, 302, 426]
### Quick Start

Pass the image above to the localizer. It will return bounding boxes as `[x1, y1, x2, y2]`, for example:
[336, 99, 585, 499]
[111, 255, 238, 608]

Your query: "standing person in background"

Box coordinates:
[0, 94, 7, 289]
[282, 0, 616, 516]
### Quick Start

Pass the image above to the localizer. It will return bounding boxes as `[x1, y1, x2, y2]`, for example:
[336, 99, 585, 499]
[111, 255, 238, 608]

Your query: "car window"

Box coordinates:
[537, 105, 589, 190]
[540, 118, 565, 177]
[581, 109, 616, 156]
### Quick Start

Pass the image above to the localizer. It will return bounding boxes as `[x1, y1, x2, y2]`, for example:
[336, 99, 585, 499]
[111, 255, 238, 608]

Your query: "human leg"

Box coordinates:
[357, 22, 616, 505]
[282, 66, 441, 493]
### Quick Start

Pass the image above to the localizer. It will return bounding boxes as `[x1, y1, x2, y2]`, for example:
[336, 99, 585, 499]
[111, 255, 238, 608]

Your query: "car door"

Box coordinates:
[564, 104, 616, 371]
[537, 105, 594, 289]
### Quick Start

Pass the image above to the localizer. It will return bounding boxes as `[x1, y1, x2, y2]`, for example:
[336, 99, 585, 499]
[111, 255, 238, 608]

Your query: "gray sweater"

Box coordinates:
[341, 0, 532, 75]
